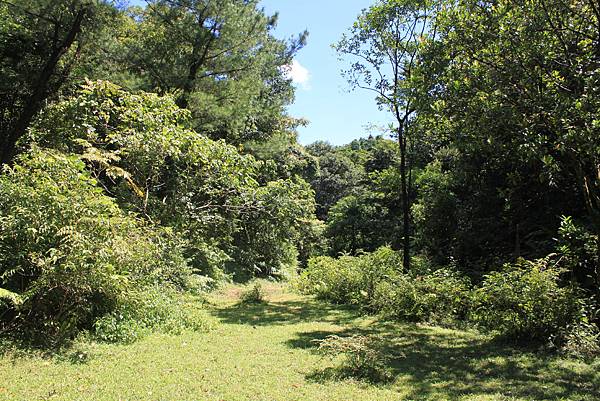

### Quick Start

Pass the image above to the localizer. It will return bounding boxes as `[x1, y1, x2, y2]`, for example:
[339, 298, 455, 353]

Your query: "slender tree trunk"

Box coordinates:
[398, 124, 410, 271]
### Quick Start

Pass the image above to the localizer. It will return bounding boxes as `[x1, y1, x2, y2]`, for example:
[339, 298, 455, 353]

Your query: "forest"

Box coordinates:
[1, 0, 600, 400]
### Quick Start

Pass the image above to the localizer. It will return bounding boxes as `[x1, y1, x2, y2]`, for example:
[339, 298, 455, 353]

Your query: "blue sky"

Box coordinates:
[259, 0, 392, 145]
[129, 0, 391, 145]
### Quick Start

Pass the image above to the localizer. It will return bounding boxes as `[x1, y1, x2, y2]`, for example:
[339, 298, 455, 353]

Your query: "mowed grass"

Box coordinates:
[1, 282, 599, 401]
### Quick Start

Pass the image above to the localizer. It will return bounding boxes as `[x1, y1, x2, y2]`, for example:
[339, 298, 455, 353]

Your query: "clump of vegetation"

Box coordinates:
[315, 334, 393, 382]
[372, 267, 471, 325]
[560, 322, 600, 359]
[299, 247, 598, 349]
[239, 281, 267, 304]
[470, 256, 587, 343]
[94, 288, 212, 344]
[295, 247, 401, 306]
[297, 247, 470, 325]
[32, 81, 316, 281]
[0, 150, 208, 344]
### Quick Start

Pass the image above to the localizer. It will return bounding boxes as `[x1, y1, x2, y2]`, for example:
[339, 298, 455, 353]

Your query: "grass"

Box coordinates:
[1, 281, 599, 400]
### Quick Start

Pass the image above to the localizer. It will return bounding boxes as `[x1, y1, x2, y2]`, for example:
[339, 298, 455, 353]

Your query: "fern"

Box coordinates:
[0, 288, 22, 307]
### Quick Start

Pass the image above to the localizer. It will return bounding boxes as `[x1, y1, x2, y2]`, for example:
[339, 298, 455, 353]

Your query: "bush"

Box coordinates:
[560, 322, 600, 359]
[296, 254, 365, 304]
[470, 256, 585, 342]
[315, 334, 392, 382]
[371, 267, 471, 324]
[239, 281, 266, 304]
[93, 287, 211, 343]
[556, 215, 599, 294]
[32, 81, 317, 281]
[297, 247, 469, 324]
[0, 149, 202, 344]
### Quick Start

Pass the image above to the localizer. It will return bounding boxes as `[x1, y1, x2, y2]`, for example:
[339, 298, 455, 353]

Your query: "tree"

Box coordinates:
[104, 0, 307, 144]
[32, 80, 316, 279]
[417, 0, 600, 282]
[334, 0, 439, 270]
[309, 151, 363, 220]
[0, 0, 108, 165]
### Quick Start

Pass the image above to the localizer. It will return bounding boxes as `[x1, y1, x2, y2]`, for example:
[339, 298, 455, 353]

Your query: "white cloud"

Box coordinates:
[283, 59, 311, 90]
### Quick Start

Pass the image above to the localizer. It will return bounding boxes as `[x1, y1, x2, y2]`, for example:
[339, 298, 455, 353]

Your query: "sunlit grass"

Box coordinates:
[1, 282, 598, 400]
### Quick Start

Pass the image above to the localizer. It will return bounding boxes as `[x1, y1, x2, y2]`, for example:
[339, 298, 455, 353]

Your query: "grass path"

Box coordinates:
[1, 282, 599, 400]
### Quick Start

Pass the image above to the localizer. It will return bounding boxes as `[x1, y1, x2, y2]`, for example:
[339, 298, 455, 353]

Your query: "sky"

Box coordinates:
[129, 0, 392, 145]
[259, 0, 392, 145]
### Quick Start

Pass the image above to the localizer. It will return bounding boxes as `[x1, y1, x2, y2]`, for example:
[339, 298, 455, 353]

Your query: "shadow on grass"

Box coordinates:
[0, 336, 93, 365]
[211, 298, 360, 327]
[210, 292, 600, 399]
[288, 323, 600, 400]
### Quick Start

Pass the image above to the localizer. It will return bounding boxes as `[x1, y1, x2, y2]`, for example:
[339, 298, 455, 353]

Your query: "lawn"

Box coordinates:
[1, 282, 598, 401]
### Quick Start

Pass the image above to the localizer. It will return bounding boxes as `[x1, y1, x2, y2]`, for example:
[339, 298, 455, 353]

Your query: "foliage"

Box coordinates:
[470, 257, 586, 343]
[410, 0, 600, 280]
[0, 149, 198, 343]
[296, 255, 366, 305]
[561, 322, 600, 359]
[412, 159, 458, 265]
[297, 247, 469, 324]
[326, 189, 398, 255]
[371, 267, 471, 324]
[315, 334, 392, 382]
[32, 80, 316, 279]
[230, 178, 315, 278]
[306, 136, 402, 255]
[243, 127, 318, 182]
[0, 0, 112, 164]
[334, 0, 442, 270]
[238, 281, 266, 304]
[98, 0, 306, 145]
[557, 216, 599, 292]
[309, 150, 363, 220]
[94, 287, 211, 344]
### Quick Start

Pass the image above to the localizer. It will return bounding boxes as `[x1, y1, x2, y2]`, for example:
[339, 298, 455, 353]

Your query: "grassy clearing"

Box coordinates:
[1, 282, 599, 400]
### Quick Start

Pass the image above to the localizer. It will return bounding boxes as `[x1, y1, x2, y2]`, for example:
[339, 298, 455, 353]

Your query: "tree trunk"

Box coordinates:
[398, 125, 410, 271]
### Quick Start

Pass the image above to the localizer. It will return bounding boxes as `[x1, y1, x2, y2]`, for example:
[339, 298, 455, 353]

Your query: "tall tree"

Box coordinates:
[334, 0, 438, 270]
[0, 0, 106, 165]
[107, 0, 307, 144]
[419, 0, 600, 282]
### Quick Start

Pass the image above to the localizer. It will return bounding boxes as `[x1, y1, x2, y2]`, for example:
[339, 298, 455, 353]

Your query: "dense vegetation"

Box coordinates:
[0, 0, 599, 382]
[0, 0, 315, 345]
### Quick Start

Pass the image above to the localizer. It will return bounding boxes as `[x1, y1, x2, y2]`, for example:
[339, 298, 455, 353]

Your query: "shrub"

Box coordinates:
[560, 322, 600, 359]
[470, 256, 585, 342]
[315, 334, 392, 382]
[32, 81, 317, 281]
[296, 247, 403, 305]
[239, 281, 266, 304]
[297, 247, 469, 324]
[93, 287, 211, 343]
[0, 149, 202, 343]
[296, 254, 365, 304]
[371, 268, 471, 324]
[556, 215, 599, 294]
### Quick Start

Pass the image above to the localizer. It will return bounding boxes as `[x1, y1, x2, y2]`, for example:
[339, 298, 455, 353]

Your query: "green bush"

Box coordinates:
[470, 257, 585, 342]
[315, 334, 392, 382]
[296, 247, 402, 306]
[32, 81, 317, 281]
[93, 287, 211, 344]
[297, 247, 469, 324]
[239, 281, 266, 304]
[0, 149, 203, 343]
[560, 322, 600, 359]
[371, 268, 471, 324]
[296, 254, 365, 305]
